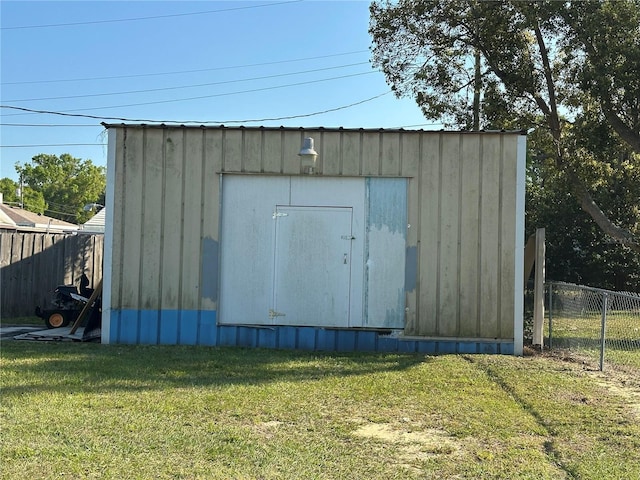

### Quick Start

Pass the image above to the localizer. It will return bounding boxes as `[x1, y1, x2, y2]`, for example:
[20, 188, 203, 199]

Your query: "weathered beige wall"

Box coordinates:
[107, 125, 524, 340]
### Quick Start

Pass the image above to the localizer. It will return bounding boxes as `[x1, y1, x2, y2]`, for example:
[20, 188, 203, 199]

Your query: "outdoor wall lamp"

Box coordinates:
[298, 137, 318, 174]
[83, 203, 104, 212]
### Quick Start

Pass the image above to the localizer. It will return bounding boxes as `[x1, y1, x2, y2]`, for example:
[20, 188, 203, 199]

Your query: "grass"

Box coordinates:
[1, 342, 640, 479]
[548, 311, 640, 369]
[0, 316, 43, 327]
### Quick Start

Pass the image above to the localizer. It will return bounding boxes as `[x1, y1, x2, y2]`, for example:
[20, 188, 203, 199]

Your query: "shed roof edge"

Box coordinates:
[100, 123, 527, 135]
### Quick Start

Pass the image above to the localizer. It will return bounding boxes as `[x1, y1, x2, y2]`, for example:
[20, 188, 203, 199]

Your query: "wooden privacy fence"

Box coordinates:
[0, 232, 103, 319]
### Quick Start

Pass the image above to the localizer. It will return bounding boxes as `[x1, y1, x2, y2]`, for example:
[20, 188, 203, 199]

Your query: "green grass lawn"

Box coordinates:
[0, 316, 43, 327]
[549, 311, 640, 369]
[1, 342, 639, 479]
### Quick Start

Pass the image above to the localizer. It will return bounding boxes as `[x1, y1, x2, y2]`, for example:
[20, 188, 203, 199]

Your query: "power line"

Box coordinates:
[1, 71, 377, 115]
[1, 1, 302, 30]
[1, 51, 368, 86]
[5, 62, 371, 103]
[0, 123, 99, 127]
[0, 90, 391, 126]
[1, 143, 106, 148]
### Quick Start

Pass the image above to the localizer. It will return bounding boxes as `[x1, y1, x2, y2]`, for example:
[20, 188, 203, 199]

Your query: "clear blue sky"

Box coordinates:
[0, 0, 437, 182]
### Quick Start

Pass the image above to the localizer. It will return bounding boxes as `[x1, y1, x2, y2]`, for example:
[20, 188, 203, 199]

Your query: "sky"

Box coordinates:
[0, 0, 437, 182]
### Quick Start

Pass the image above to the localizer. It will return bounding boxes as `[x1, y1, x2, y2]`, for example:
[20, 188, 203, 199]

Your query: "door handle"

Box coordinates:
[343, 253, 348, 264]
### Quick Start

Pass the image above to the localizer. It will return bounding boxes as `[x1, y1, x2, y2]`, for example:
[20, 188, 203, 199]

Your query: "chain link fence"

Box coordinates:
[548, 282, 640, 371]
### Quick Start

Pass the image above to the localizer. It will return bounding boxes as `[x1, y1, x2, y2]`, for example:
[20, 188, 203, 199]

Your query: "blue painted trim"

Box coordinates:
[109, 310, 516, 354]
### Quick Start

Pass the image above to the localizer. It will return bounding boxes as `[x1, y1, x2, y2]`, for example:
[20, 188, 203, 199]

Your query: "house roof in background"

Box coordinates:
[79, 208, 105, 234]
[0, 204, 78, 233]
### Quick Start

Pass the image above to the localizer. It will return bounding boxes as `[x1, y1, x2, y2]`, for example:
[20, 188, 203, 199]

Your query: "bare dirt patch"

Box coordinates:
[540, 349, 640, 419]
[352, 421, 460, 472]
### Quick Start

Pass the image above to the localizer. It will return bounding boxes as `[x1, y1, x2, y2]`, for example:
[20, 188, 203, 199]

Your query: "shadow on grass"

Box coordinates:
[0, 342, 430, 396]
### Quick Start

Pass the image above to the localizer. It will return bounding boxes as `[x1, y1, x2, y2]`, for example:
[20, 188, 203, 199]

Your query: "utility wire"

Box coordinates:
[1, 143, 106, 148]
[5, 62, 371, 103]
[0, 123, 99, 127]
[1, 71, 377, 115]
[1, 1, 302, 30]
[1, 50, 368, 86]
[0, 90, 391, 126]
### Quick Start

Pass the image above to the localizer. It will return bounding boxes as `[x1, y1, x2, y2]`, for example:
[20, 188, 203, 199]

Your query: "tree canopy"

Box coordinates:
[5, 153, 106, 224]
[370, 0, 640, 289]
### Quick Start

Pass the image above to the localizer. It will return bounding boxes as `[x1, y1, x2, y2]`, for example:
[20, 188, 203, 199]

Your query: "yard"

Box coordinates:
[1, 341, 639, 479]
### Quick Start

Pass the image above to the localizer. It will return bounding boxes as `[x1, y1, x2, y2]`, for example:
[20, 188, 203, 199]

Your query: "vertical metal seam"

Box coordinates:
[320, 129, 324, 175]
[436, 133, 443, 334]
[415, 133, 423, 335]
[260, 128, 265, 173]
[339, 129, 344, 175]
[358, 130, 363, 176]
[197, 128, 206, 341]
[117, 127, 127, 342]
[378, 131, 383, 176]
[497, 135, 504, 336]
[240, 128, 246, 173]
[157, 128, 167, 344]
[177, 128, 187, 344]
[221, 129, 226, 172]
[457, 134, 464, 336]
[137, 128, 147, 344]
[476, 136, 484, 336]
[363, 179, 370, 327]
[398, 131, 403, 177]
[280, 129, 285, 174]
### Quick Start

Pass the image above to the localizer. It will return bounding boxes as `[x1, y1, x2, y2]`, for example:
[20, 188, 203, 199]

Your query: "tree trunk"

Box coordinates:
[568, 171, 640, 252]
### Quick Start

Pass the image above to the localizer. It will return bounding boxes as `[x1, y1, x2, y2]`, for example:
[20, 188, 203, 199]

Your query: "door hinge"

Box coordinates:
[272, 211, 288, 219]
[269, 309, 286, 319]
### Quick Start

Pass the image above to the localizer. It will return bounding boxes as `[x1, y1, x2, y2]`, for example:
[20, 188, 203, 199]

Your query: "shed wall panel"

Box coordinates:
[160, 130, 184, 310]
[120, 130, 144, 310]
[341, 131, 361, 176]
[106, 126, 525, 347]
[361, 131, 381, 176]
[459, 135, 481, 336]
[479, 136, 501, 337]
[243, 130, 262, 173]
[262, 130, 283, 174]
[201, 129, 223, 311]
[140, 129, 164, 310]
[181, 129, 205, 310]
[417, 134, 441, 335]
[499, 136, 519, 338]
[282, 131, 303, 174]
[438, 135, 461, 336]
[322, 132, 342, 176]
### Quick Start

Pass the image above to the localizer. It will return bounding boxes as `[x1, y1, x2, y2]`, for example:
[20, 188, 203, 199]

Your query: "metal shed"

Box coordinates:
[102, 125, 526, 354]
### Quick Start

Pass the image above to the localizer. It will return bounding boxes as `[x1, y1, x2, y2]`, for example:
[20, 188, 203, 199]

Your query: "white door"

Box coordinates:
[272, 205, 353, 327]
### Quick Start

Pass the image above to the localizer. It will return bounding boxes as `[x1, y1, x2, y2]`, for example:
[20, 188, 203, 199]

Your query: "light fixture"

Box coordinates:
[83, 203, 104, 212]
[298, 137, 318, 174]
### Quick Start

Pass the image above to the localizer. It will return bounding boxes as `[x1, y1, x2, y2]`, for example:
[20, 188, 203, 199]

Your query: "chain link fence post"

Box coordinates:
[599, 293, 608, 371]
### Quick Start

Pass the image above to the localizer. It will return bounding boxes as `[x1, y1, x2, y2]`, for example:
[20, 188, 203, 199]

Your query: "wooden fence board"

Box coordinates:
[0, 232, 104, 319]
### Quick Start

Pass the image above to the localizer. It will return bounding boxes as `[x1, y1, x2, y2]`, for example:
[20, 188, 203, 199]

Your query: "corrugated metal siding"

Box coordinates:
[106, 126, 524, 344]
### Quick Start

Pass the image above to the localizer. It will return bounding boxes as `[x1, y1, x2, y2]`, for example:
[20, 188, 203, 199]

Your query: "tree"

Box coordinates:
[369, 0, 640, 253]
[0, 177, 46, 214]
[16, 153, 106, 224]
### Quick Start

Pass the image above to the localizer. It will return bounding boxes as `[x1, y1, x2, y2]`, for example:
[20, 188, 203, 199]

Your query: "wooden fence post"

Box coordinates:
[532, 228, 546, 348]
